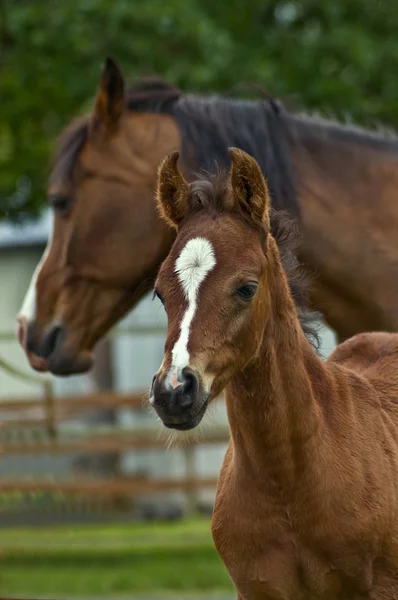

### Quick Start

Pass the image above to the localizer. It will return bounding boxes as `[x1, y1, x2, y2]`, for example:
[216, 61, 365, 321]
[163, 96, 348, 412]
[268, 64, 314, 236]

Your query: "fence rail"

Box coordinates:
[0, 476, 219, 496]
[0, 429, 230, 456]
[0, 387, 229, 517]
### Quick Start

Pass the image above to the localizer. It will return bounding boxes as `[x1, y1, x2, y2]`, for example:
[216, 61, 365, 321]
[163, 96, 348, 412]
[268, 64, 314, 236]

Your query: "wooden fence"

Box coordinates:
[0, 370, 229, 521]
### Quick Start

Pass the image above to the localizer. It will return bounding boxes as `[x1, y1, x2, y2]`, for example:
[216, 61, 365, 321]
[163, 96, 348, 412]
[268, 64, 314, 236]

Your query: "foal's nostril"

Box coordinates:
[183, 371, 196, 396]
[179, 368, 198, 408]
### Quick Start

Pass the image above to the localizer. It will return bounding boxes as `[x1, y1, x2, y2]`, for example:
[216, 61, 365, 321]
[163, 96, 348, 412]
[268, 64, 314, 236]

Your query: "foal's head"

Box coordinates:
[151, 148, 273, 430]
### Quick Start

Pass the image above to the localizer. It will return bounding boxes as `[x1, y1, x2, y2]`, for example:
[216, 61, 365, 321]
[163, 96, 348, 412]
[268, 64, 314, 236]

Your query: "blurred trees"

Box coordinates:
[1, 0, 398, 220]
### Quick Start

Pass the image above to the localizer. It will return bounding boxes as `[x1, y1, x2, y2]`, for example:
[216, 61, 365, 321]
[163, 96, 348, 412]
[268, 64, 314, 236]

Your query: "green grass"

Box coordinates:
[0, 517, 234, 598]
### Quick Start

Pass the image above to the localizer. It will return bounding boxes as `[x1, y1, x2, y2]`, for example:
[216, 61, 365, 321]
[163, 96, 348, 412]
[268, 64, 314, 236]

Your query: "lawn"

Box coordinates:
[0, 517, 234, 598]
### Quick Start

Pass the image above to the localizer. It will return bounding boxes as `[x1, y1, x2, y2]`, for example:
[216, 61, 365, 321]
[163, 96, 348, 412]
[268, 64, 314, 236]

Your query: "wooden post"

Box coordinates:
[44, 380, 56, 439]
[184, 444, 198, 516]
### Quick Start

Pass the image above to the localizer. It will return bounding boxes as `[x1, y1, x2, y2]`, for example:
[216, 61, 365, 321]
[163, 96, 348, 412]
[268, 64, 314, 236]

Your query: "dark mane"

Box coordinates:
[52, 75, 398, 205]
[186, 171, 320, 349]
[272, 208, 320, 349]
[50, 78, 298, 217]
[127, 78, 298, 217]
[293, 112, 398, 152]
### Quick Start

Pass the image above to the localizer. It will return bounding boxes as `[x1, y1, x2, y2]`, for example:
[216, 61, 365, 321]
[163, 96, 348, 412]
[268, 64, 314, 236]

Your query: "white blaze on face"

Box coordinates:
[18, 230, 53, 323]
[169, 237, 216, 382]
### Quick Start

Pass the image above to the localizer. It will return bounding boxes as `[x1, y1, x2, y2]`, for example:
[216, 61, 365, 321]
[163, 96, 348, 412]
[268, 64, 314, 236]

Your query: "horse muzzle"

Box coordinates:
[150, 366, 208, 430]
[18, 316, 93, 376]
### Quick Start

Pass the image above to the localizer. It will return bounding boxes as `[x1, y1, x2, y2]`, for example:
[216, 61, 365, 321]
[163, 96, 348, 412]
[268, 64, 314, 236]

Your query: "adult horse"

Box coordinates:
[18, 58, 398, 375]
[151, 148, 398, 599]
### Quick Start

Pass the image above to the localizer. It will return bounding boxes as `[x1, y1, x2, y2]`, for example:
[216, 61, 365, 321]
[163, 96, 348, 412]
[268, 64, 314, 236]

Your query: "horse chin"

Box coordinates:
[28, 352, 50, 372]
[48, 350, 94, 377]
[163, 399, 208, 431]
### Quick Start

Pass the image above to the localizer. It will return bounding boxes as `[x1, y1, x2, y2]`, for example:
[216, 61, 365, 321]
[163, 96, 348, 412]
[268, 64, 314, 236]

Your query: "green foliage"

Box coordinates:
[1, 0, 398, 220]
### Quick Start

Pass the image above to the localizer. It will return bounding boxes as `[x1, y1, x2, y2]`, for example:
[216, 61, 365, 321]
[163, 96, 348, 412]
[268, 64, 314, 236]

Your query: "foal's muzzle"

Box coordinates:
[151, 367, 208, 430]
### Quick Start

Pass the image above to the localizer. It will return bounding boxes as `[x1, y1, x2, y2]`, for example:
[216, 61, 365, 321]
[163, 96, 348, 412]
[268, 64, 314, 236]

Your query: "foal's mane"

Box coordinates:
[272, 209, 320, 348]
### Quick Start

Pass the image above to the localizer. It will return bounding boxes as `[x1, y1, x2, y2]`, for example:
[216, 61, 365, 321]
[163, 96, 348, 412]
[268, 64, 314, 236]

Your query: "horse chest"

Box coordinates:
[213, 513, 356, 599]
[212, 479, 367, 600]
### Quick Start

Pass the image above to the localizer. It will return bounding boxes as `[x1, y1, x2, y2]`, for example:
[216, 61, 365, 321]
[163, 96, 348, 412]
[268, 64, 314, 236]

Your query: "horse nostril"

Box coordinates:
[26, 322, 40, 355]
[38, 324, 63, 359]
[179, 369, 198, 408]
[183, 371, 196, 396]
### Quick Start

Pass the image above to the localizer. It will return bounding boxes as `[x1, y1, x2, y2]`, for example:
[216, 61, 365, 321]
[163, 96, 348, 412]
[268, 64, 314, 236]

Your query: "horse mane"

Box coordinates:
[52, 74, 398, 204]
[293, 111, 398, 150]
[127, 78, 298, 217]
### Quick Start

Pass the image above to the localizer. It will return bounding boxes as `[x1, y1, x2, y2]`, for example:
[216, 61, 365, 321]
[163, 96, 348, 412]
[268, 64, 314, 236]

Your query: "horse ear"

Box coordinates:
[229, 147, 270, 231]
[156, 151, 189, 228]
[92, 57, 125, 132]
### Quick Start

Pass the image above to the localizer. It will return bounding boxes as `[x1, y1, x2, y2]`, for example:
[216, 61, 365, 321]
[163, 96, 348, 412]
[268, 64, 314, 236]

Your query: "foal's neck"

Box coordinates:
[226, 238, 324, 494]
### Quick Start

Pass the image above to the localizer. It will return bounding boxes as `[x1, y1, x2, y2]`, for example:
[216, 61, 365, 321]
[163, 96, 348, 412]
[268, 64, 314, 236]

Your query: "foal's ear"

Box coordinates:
[229, 147, 270, 230]
[92, 57, 125, 132]
[156, 152, 189, 228]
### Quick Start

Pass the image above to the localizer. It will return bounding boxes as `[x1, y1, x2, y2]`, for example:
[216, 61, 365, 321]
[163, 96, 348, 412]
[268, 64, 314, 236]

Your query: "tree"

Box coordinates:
[1, 0, 398, 221]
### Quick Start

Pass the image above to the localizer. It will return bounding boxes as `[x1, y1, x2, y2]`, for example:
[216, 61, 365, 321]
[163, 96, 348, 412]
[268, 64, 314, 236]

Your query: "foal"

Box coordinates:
[151, 148, 398, 599]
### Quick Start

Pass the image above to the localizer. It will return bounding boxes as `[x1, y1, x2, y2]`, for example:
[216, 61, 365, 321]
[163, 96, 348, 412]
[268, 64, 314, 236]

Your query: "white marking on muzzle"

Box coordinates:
[168, 237, 216, 381]
[18, 227, 53, 323]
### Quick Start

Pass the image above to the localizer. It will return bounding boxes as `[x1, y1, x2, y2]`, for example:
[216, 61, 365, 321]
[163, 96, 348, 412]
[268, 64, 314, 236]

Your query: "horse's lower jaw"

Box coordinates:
[48, 351, 93, 376]
[25, 351, 92, 376]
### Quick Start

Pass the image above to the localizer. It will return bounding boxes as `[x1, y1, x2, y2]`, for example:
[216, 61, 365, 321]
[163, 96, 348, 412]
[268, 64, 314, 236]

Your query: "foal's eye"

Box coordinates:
[153, 289, 165, 306]
[236, 282, 258, 301]
[49, 194, 71, 215]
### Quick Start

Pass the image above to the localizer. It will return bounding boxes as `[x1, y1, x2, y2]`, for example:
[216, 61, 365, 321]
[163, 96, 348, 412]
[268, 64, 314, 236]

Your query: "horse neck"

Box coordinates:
[284, 114, 398, 335]
[285, 114, 398, 256]
[225, 237, 325, 495]
[286, 113, 398, 192]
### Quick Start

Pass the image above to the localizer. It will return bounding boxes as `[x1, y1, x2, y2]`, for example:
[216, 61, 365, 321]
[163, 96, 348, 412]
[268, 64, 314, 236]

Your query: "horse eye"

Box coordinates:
[153, 289, 165, 306]
[236, 282, 258, 301]
[49, 194, 70, 215]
